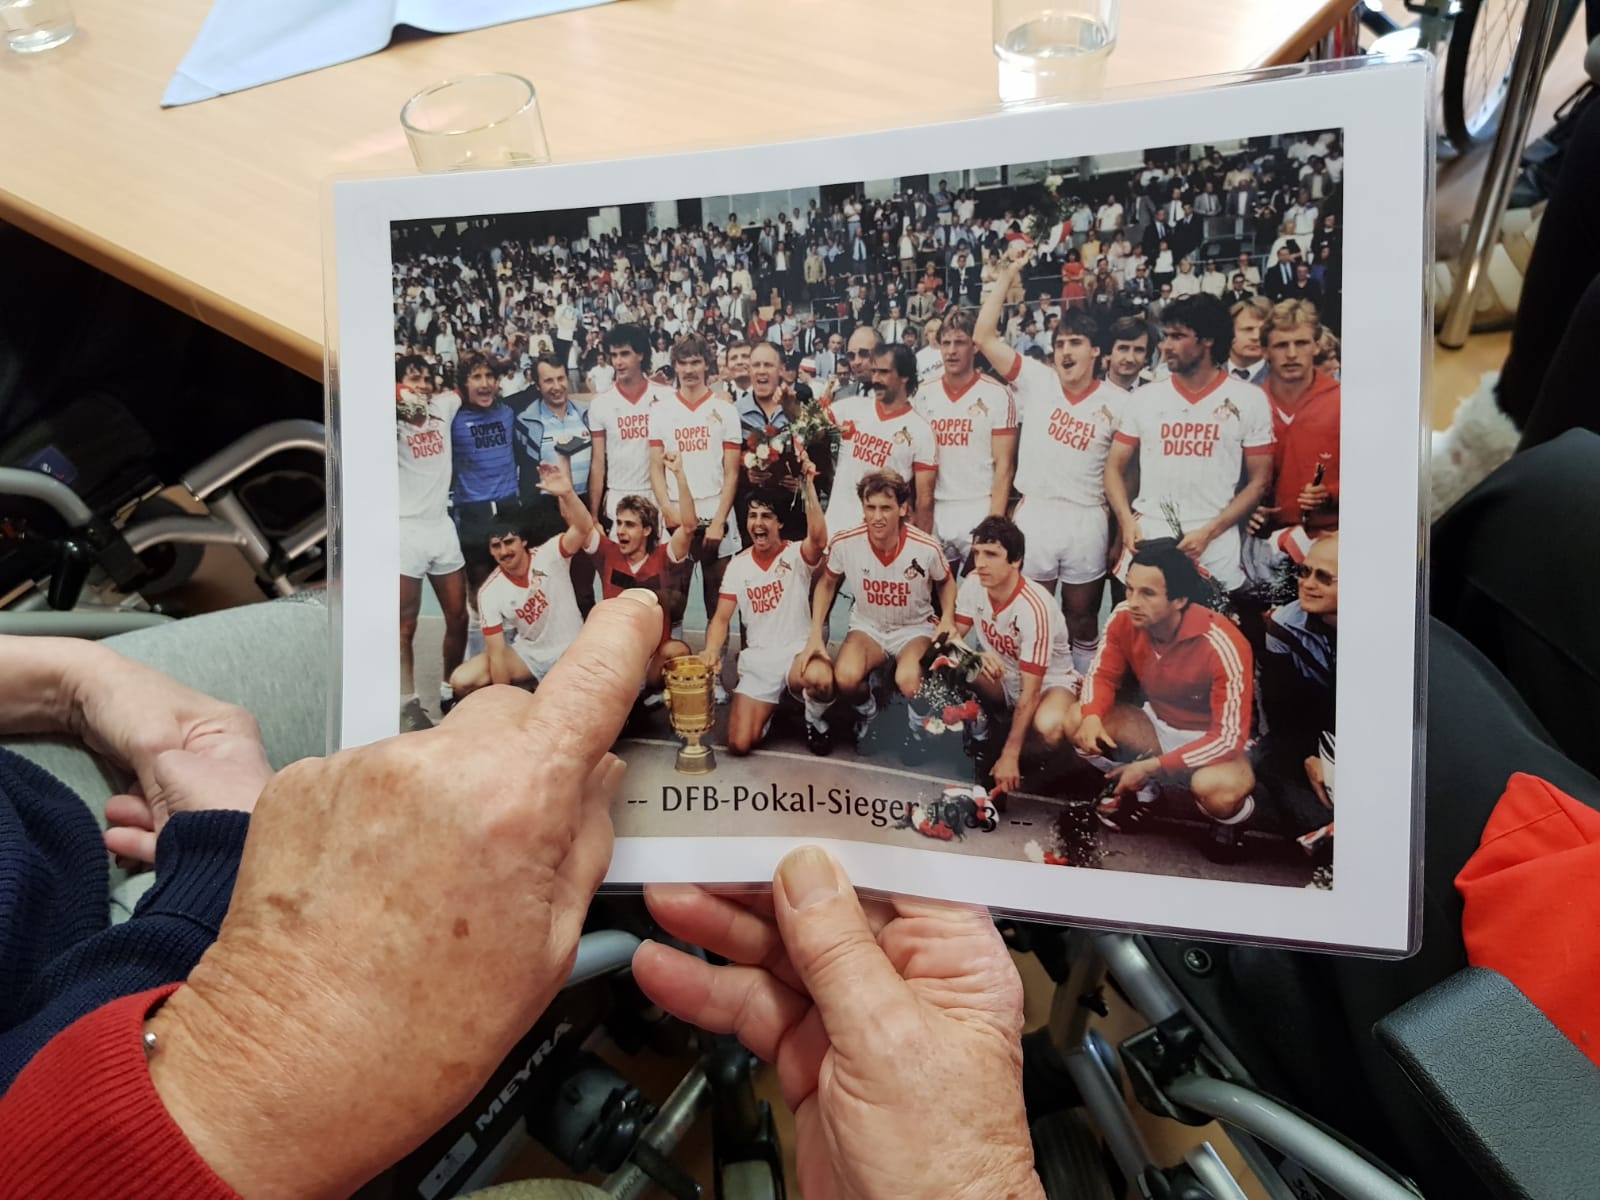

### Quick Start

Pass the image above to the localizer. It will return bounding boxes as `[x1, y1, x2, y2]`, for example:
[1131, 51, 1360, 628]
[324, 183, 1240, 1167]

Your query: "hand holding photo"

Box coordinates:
[330, 54, 1430, 952]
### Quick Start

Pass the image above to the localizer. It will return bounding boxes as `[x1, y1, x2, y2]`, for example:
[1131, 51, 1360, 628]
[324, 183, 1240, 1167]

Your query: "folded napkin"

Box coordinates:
[162, 0, 616, 108]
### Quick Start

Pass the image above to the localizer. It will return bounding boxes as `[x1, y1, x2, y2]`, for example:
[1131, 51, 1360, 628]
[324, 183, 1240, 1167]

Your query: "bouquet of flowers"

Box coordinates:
[742, 424, 788, 473]
[898, 785, 999, 842]
[909, 637, 985, 736]
[790, 398, 839, 453]
[1022, 800, 1105, 869]
[744, 399, 840, 508]
[395, 385, 430, 425]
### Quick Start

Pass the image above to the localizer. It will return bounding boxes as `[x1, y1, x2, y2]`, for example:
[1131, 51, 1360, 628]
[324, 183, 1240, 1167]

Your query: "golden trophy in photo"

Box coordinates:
[663, 655, 717, 774]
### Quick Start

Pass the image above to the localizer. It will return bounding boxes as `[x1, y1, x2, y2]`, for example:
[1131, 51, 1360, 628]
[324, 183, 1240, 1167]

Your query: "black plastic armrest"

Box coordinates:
[1375, 967, 1600, 1200]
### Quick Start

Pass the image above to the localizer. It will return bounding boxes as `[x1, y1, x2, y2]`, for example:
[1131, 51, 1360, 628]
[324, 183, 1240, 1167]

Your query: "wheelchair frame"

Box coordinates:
[1020, 928, 1423, 1200]
[0, 418, 328, 635]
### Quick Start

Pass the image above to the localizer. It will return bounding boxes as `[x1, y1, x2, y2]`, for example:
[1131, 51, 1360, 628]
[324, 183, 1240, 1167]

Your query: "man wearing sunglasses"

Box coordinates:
[1258, 534, 1339, 874]
[834, 326, 883, 399]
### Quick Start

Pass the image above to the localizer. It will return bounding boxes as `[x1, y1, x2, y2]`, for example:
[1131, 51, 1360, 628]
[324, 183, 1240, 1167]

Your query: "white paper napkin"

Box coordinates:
[163, 0, 617, 107]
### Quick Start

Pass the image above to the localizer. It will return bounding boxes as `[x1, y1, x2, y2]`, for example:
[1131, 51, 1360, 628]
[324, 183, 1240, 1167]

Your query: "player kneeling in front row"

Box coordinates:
[449, 460, 596, 698]
[1063, 539, 1257, 858]
[587, 450, 698, 699]
[805, 469, 956, 755]
[953, 516, 1080, 794]
[699, 443, 829, 756]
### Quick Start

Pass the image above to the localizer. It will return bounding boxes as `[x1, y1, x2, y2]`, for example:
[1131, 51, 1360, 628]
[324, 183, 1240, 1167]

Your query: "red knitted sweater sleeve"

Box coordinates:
[0, 985, 241, 1200]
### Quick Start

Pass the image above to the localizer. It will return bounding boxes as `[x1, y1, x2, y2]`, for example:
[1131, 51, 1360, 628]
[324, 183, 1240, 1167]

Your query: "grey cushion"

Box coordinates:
[3, 593, 329, 914]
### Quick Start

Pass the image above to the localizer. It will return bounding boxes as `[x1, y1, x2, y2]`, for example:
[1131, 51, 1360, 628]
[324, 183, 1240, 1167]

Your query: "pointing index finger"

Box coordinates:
[511, 592, 661, 788]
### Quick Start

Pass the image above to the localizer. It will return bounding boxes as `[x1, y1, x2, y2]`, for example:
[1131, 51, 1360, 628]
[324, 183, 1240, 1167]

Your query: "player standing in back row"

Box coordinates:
[588, 323, 668, 537]
[911, 308, 1017, 572]
[821, 343, 938, 542]
[395, 355, 469, 731]
[648, 333, 744, 638]
[1104, 292, 1275, 594]
[976, 242, 1128, 673]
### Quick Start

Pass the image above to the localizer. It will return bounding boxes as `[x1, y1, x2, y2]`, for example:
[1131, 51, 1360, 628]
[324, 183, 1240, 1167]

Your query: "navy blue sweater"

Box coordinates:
[0, 747, 246, 1093]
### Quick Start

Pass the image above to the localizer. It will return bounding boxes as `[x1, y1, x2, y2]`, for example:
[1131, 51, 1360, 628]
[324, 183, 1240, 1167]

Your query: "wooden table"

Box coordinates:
[0, 0, 1352, 378]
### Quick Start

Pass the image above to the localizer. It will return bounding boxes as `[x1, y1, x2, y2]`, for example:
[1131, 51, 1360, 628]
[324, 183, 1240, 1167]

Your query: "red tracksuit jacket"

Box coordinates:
[1263, 370, 1340, 531]
[1080, 603, 1254, 774]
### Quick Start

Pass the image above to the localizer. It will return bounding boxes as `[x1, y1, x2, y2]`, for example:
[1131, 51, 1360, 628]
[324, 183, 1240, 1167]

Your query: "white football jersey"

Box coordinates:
[823, 396, 938, 538]
[1116, 372, 1274, 525]
[913, 373, 1016, 503]
[719, 540, 818, 652]
[478, 535, 585, 661]
[825, 523, 948, 634]
[396, 391, 462, 520]
[955, 573, 1073, 682]
[1005, 358, 1126, 508]
[589, 379, 667, 497]
[648, 390, 741, 503]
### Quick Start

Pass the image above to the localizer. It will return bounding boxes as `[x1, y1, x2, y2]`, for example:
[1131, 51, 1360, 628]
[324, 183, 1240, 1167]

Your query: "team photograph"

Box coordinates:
[390, 126, 1344, 889]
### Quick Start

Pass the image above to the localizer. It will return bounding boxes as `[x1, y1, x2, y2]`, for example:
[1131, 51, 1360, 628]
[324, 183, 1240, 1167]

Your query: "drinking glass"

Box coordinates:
[993, 0, 1119, 103]
[400, 73, 551, 173]
[1, 0, 76, 53]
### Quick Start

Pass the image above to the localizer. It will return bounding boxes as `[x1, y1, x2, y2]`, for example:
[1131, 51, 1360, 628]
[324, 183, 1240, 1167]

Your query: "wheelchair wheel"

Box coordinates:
[126, 494, 205, 596]
[1030, 1110, 1115, 1200]
[1442, 0, 1581, 150]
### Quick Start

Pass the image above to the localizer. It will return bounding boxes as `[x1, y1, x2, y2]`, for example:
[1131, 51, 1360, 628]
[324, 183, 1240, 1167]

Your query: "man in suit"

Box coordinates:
[1235, 251, 1261, 290]
[1163, 187, 1187, 225]
[1120, 263, 1154, 314]
[946, 249, 980, 308]
[1141, 216, 1172, 262]
[1311, 213, 1341, 262]
[1224, 184, 1255, 221]
[1288, 263, 1325, 311]
[796, 314, 821, 356]
[906, 286, 936, 333]
[1262, 248, 1298, 301]
[1172, 202, 1201, 262]
[813, 332, 842, 384]
[1225, 274, 1255, 306]
[1225, 296, 1272, 385]
[878, 302, 909, 345]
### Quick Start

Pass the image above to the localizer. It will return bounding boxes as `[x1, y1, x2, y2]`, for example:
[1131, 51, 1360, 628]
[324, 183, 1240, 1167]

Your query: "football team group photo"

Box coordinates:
[390, 126, 1344, 888]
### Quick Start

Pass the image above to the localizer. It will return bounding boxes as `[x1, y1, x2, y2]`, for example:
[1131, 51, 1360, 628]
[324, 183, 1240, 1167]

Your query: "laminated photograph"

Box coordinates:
[327, 55, 1431, 953]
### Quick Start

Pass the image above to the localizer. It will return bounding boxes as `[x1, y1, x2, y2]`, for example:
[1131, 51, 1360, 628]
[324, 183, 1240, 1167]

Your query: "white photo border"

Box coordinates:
[327, 54, 1432, 955]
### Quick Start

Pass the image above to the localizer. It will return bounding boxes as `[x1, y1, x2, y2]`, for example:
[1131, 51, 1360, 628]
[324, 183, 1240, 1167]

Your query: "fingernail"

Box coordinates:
[619, 588, 659, 608]
[778, 846, 838, 910]
[601, 755, 628, 798]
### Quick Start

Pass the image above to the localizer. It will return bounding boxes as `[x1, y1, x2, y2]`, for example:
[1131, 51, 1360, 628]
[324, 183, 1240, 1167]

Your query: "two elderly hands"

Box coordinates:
[3, 590, 1041, 1200]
